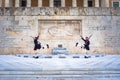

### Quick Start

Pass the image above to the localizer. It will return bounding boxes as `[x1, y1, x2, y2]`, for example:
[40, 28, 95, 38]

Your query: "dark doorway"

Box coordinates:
[42, 0, 49, 7]
[31, 0, 38, 7]
[88, 1, 93, 7]
[54, 0, 61, 7]
[21, 0, 27, 7]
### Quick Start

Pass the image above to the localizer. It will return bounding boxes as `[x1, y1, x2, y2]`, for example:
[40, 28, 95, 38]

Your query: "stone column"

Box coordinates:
[95, 0, 99, 7]
[0, 0, 2, 7]
[101, 0, 104, 7]
[84, 0, 88, 7]
[50, 0, 54, 7]
[27, 0, 31, 7]
[72, 0, 77, 7]
[61, 0, 65, 7]
[15, 0, 20, 7]
[38, 0, 42, 7]
[105, 0, 109, 7]
[5, 0, 10, 7]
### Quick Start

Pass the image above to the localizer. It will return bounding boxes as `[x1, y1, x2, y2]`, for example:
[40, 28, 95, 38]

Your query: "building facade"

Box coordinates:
[0, 0, 120, 54]
[0, 0, 120, 7]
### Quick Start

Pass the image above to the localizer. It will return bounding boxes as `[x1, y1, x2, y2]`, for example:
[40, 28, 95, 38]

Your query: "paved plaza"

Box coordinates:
[0, 54, 120, 80]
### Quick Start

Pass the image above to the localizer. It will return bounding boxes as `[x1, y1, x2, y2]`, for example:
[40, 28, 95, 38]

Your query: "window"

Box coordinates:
[77, 0, 83, 7]
[31, 0, 38, 7]
[2, 0, 15, 7]
[2, 0, 5, 7]
[99, 0, 101, 7]
[12, 0, 15, 7]
[65, 0, 72, 7]
[21, 0, 27, 7]
[88, 0, 93, 7]
[88, 0, 95, 7]
[54, 0, 61, 7]
[42, 0, 49, 7]
[113, 2, 119, 7]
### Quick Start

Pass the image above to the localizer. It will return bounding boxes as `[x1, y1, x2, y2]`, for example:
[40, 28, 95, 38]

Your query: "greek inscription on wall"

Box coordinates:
[105, 36, 120, 47]
[89, 25, 112, 31]
[54, 7, 69, 16]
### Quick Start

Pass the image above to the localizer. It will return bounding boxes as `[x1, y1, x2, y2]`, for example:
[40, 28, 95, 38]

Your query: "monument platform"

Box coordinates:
[0, 54, 120, 80]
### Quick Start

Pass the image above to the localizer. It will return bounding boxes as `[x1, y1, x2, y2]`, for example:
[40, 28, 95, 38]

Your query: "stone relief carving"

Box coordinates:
[54, 7, 69, 16]
[0, 7, 119, 16]
[39, 21, 81, 40]
[48, 26, 73, 37]
[4, 8, 14, 16]
[38, 7, 53, 16]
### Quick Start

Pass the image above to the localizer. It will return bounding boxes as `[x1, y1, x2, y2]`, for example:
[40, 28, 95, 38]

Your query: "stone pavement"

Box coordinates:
[0, 54, 120, 80]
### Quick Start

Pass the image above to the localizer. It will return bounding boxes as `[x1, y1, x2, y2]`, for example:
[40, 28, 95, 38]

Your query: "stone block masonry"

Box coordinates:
[0, 7, 120, 54]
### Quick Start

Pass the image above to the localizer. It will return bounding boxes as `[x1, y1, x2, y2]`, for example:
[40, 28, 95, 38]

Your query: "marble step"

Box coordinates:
[0, 69, 120, 78]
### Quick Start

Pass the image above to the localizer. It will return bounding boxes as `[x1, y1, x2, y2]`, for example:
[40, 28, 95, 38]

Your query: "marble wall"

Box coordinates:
[0, 7, 120, 16]
[0, 7, 120, 54]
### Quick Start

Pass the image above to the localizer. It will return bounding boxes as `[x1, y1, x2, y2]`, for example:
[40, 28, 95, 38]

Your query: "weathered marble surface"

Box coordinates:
[0, 7, 120, 54]
[0, 55, 120, 79]
[0, 7, 120, 16]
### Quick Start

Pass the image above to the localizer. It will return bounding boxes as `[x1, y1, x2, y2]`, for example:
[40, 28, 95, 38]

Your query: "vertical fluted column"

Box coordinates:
[50, 0, 54, 7]
[15, 0, 20, 7]
[84, 0, 88, 7]
[105, 0, 109, 7]
[95, 0, 99, 7]
[61, 0, 65, 7]
[38, 0, 42, 7]
[27, 0, 31, 7]
[72, 0, 77, 7]
[0, 0, 2, 7]
[5, 0, 10, 7]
